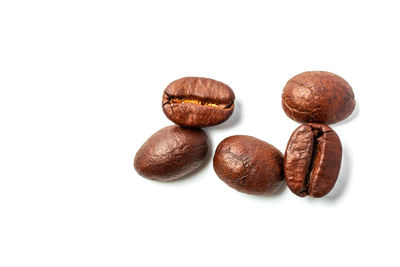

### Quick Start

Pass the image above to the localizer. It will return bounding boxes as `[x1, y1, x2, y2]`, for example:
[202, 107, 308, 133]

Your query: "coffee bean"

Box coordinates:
[284, 123, 342, 198]
[162, 77, 235, 128]
[134, 125, 208, 181]
[282, 71, 356, 124]
[213, 135, 284, 195]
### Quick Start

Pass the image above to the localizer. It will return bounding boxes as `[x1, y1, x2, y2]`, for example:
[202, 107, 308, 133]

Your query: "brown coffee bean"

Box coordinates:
[282, 71, 356, 124]
[162, 77, 235, 128]
[213, 135, 284, 195]
[284, 123, 342, 198]
[134, 125, 208, 181]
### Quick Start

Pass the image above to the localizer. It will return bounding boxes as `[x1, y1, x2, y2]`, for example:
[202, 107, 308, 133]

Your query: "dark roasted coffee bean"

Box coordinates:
[282, 71, 356, 124]
[134, 125, 208, 181]
[284, 123, 342, 198]
[213, 135, 284, 195]
[162, 77, 235, 128]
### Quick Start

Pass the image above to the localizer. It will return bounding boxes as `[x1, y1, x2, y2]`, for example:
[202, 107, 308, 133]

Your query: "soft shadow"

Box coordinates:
[259, 181, 287, 199]
[324, 143, 352, 201]
[238, 180, 287, 201]
[333, 102, 360, 127]
[211, 99, 243, 130]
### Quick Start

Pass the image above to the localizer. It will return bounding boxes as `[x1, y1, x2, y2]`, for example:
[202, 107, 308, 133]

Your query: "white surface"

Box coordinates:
[0, 1, 399, 266]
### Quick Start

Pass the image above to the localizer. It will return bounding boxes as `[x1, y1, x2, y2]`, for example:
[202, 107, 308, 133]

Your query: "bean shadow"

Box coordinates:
[305, 142, 352, 203]
[256, 180, 287, 199]
[323, 143, 352, 201]
[237, 182, 287, 202]
[211, 99, 243, 130]
[332, 102, 360, 127]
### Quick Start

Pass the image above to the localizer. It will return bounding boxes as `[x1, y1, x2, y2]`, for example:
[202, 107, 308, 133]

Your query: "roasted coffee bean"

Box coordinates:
[284, 123, 342, 198]
[134, 125, 208, 181]
[282, 71, 356, 124]
[213, 135, 284, 195]
[162, 77, 235, 128]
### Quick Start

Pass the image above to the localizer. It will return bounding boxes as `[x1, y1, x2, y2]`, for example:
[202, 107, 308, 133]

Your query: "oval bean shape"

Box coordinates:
[213, 135, 284, 195]
[284, 123, 342, 198]
[134, 125, 208, 181]
[282, 71, 356, 124]
[162, 77, 235, 128]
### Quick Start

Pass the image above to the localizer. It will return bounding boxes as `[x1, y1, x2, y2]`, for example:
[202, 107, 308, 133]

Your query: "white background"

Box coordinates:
[1, 0, 399, 266]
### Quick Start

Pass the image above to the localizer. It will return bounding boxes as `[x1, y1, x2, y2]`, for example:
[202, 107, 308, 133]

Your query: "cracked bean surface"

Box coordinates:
[213, 135, 284, 195]
[282, 71, 356, 124]
[134, 125, 208, 181]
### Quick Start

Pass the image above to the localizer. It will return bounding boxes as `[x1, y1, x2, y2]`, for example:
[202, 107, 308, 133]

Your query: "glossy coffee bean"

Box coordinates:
[282, 71, 356, 124]
[134, 125, 208, 181]
[213, 135, 284, 195]
[284, 123, 342, 198]
[162, 77, 235, 128]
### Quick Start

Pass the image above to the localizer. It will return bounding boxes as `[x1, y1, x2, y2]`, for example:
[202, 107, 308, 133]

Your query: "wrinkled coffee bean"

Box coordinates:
[282, 71, 356, 124]
[213, 135, 284, 195]
[162, 77, 235, 128]
[134, 125, 208, 181]
[284, 123, 342, 198]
